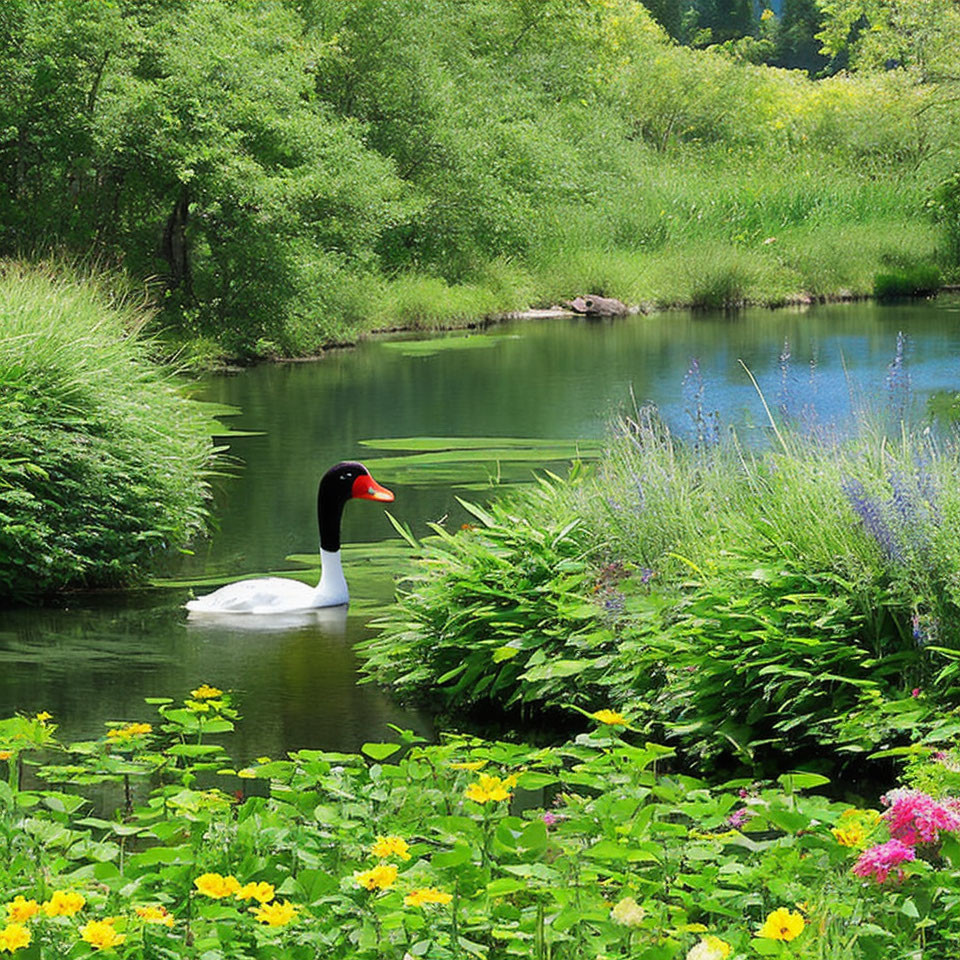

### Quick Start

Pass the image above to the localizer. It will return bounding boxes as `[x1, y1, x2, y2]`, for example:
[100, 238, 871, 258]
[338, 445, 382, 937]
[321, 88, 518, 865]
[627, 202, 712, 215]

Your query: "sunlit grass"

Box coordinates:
[0, 262, 220, 597]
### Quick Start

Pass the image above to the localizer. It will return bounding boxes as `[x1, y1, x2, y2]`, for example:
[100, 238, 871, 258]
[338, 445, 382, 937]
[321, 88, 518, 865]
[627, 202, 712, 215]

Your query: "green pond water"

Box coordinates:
[4, 299, 960, 763]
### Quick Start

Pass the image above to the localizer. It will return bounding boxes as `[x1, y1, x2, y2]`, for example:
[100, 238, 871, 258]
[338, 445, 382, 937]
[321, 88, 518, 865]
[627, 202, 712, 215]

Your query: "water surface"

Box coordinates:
[4, 299, 960, 760]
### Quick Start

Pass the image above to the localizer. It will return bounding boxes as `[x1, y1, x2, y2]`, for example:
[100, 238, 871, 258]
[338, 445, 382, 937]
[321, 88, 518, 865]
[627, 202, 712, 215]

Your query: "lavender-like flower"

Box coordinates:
[604, 592, 626, 617]
[842, 478, 904, 562]
[886, 470, 930, 557]
[778, 337, 792, 420]
[630, 470, 646, 511]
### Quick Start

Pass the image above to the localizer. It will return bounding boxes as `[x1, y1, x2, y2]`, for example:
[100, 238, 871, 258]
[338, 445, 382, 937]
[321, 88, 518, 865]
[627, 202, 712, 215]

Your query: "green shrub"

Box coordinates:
[367, 396, 960, 770]
[360, 477, 612, 718]
[0, 263, 219, 598]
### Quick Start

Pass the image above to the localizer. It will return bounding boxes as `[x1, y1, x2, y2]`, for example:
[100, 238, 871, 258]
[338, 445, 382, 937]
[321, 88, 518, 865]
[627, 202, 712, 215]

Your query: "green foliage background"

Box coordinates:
[0, 0, 956, 356]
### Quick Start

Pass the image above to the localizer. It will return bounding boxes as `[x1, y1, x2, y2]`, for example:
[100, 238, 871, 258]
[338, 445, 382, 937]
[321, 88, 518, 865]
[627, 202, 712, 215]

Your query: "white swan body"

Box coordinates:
[184, 462, 393, 617]
[185, 549, 348, 615]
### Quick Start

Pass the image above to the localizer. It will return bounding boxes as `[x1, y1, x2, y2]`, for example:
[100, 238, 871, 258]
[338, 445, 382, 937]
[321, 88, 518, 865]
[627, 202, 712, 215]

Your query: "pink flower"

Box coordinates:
[542, 812, 559, 826]
[882, 788, 960, 846]
[912, 688, 920, 698]
[727, 808, 751, 828]
[852, 839, 916, 883]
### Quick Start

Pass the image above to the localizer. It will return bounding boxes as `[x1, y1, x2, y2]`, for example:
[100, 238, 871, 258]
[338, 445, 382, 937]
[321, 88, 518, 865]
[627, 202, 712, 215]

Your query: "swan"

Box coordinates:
[185, 461, 394, 615]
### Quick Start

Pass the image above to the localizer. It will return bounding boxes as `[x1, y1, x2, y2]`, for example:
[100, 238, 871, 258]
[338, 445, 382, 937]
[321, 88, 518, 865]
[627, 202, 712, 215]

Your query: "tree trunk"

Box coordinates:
[161, 189, 190, 293]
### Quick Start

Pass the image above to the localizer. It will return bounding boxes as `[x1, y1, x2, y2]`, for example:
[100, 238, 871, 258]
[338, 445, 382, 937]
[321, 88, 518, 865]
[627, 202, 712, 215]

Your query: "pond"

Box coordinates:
[3, 298, 960, 762]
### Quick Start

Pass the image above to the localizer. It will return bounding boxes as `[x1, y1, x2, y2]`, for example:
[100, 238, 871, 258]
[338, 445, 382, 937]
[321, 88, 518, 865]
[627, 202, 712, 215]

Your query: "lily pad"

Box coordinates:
[358, 440, 600, 486]
[380, 335, 517, 357]
[360, 436, 599, 452]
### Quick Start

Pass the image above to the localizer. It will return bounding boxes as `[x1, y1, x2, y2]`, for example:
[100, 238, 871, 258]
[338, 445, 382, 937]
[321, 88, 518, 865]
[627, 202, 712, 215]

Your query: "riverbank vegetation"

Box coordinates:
[5, 689, 960, 959]
[1, 0, 958, 358]
[0, 263, 220, 599]
[363, 360, 960, 779]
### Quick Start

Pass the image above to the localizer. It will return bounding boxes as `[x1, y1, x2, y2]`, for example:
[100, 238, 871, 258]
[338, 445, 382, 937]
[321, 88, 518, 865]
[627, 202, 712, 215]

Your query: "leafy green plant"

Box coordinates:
[6, 692, 960, 957]
[360, 469, 618, 718]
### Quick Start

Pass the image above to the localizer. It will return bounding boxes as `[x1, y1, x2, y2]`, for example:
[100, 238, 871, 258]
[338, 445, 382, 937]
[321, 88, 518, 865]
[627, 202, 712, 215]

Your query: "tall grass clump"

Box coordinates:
[367, 354, 960, 773]
[0, 263, 219, 599]
[874, 264, 942, 300]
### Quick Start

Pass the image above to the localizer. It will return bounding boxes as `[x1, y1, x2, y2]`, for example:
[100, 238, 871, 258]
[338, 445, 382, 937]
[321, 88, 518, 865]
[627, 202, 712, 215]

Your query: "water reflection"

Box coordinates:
[0, 596, 426, 761]
[186, 605, 349, 636]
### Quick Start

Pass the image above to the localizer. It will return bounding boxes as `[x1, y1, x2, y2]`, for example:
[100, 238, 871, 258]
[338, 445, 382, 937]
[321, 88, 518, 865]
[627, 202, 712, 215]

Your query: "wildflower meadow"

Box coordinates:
[3, 689, 960, 958]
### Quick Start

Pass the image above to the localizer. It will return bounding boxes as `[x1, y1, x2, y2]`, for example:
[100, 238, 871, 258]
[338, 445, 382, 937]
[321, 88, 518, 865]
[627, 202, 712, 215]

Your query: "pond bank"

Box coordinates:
[197, 281, 947, 371]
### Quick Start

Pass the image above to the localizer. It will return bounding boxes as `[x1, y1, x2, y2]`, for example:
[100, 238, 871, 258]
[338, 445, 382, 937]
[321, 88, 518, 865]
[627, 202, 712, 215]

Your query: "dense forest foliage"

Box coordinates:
[1, 0, 959, 356]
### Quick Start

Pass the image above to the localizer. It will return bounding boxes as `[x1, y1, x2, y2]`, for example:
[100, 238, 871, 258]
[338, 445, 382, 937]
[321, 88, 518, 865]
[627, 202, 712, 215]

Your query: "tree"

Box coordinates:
[775, 0, 832, 74]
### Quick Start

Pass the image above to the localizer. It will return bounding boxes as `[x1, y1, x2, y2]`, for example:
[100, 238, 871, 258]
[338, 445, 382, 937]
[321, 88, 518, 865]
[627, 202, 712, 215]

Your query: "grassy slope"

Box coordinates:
[0, 263, 220, 598]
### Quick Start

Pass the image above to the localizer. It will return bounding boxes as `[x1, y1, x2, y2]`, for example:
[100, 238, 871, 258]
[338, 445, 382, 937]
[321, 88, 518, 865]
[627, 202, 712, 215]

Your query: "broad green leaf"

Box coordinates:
[361, 742, 401, 761]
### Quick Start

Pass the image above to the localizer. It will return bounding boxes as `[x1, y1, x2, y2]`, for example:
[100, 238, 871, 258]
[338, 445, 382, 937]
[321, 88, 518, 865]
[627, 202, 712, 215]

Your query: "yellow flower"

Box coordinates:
[5, 898, 39, 923]
[760, 7, 774, 20]
[371, 836, 411, 861]
[757, 907, 805, 941]
[831, 822, 866, 847]
[449, 760, 486, 771]
[194, 873, 240, 899]
[134, 905, 174, 927]
[191, 684, 223, 700]
[610, 896, 645, 927]
[34, 712, 52, 724]
[0, 752, 11, 762]
[235, 881, 275, 904]
[404, 887, 453, 907]
[42, 891, 85, 917]
[79, 918, 125, 950]
[355, 864, 398, 891]
[464, 773, 513, 803]
[251, 900, 298, 926]
[591, 709, 627, 725]
[107, 722, 152, 740]
[687, 936, 731, 960]
[0, 923, 31, 953]
[831, 808, 879, 848]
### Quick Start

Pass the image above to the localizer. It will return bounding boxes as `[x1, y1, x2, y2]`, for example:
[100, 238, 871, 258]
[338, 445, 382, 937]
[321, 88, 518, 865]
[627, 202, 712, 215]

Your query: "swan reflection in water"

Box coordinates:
[185, 603, 349, 637]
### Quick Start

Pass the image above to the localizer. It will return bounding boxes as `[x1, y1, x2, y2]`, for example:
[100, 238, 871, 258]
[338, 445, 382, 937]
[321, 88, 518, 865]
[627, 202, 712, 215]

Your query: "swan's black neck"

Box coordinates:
[318, 483, 347, 552]
[317, 461, 366, 552]
[318, 497, 345, 552]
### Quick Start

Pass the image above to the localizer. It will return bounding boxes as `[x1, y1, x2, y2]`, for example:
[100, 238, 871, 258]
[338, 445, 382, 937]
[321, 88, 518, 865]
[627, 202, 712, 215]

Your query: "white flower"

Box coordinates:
[610, 896, 645, 927]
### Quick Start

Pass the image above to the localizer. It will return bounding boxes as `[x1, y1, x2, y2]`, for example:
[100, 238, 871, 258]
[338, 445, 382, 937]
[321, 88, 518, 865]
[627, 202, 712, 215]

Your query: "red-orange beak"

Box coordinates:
[352, 473, 394, 502]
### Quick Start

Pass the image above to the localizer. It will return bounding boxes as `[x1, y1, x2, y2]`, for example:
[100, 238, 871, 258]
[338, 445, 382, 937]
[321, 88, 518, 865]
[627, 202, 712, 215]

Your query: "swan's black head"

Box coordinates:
[317, 461, 394, 551]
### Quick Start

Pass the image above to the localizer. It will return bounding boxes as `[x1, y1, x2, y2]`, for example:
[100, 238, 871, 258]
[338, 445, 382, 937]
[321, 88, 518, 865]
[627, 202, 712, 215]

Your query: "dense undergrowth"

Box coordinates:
[1, 0, 957, 358]
[363, 361, 960, 778]
[5, 689, 960, 958]
[0, 263, 220, 599]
